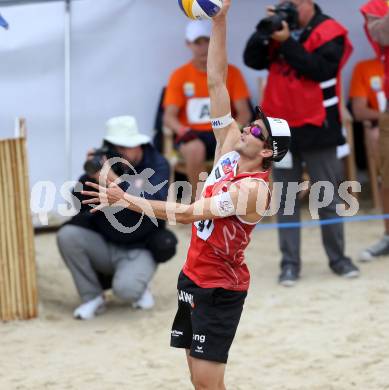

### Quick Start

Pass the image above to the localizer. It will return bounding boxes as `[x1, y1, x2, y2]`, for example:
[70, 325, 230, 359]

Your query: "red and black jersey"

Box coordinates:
[182, 151, 270, 291]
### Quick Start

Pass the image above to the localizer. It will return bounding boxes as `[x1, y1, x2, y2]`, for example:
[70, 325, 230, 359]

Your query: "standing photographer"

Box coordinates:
[244, 0, 359, 286]
[57, 116, 172, 319]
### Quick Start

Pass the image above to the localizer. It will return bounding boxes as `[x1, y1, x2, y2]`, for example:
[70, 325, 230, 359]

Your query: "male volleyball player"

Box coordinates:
[82, 1, 290, 388]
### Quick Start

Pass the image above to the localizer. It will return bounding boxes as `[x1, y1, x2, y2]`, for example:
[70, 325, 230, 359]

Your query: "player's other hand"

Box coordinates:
[81, 181, 128, 213]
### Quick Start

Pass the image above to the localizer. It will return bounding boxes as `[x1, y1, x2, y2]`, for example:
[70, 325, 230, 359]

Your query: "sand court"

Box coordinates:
[1, 219, 389, 389]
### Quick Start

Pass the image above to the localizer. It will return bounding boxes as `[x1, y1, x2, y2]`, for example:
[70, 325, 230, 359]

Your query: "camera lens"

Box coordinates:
[257, 14, 284, 39]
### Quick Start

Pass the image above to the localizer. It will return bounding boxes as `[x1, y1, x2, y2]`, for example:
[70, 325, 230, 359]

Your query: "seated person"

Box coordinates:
[163, 20, 251, 200]
[57, 116, 170, 319]
[358, 0, 389, 262]
[350, 56, 385, 166]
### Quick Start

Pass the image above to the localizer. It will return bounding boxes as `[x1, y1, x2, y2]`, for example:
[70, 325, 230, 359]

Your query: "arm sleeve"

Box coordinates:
[163, 69, 185, 108]
[279, 36, 345, 82]
[243, 31, 271, 70]
[227, 66, 250, 102]
[367, 13, 389, 46]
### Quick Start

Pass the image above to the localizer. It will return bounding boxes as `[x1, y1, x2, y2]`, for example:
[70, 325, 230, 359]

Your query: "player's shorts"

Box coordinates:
[175, 130, 216, 160]
[379, 112, 389, 189]
[170, 271, 247, 364]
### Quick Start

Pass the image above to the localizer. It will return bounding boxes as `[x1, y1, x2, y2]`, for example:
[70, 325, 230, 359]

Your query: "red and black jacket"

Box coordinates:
[244, 4, 353, 153]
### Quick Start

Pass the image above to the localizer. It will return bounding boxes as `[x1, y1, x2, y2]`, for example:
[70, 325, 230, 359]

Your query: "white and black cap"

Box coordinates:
[255, 106, 291, 162]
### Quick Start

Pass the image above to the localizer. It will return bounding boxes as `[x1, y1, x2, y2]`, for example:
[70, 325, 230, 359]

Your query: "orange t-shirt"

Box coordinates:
[349, 58, 385, 111]
[163, 62, 250, 132]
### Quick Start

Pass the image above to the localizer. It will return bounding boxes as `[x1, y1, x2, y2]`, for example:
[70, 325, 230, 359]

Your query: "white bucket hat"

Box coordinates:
[104, 116, 151, 148]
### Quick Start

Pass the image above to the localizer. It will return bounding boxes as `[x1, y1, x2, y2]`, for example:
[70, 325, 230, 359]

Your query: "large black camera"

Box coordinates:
[83, 141, 125, 177]
[257, 1, 299, 40]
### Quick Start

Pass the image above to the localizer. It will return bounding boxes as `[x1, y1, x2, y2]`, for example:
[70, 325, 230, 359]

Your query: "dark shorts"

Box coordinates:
[175, 130, 217, 161]
[170, 271, 247, 364]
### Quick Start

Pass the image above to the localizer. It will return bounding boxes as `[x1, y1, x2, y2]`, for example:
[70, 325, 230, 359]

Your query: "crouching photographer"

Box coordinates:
[243, 1, 360, 285]
[57, 116, 175, 319]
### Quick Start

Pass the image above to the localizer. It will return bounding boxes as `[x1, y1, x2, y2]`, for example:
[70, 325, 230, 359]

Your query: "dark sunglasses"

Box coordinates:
[255, 105, 274, 142]
[245, 123, 267, 141]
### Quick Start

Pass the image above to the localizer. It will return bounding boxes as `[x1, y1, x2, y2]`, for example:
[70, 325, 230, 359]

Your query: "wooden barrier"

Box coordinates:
[0, 120, 38, 320]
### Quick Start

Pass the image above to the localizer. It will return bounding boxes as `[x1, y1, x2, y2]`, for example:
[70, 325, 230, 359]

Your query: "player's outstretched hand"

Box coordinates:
[82, 181, 128, 213]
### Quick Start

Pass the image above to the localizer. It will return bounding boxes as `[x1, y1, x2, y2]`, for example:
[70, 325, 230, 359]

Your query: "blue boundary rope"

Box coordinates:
[256, 214, 389, 230]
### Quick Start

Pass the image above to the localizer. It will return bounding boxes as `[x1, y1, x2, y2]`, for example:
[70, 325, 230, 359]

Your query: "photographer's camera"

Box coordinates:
[257, 1, 299, 40]
[83, 142, 125, 177]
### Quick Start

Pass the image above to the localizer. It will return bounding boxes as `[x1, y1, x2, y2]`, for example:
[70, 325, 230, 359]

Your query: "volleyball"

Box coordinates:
[178, 0, 223, 20]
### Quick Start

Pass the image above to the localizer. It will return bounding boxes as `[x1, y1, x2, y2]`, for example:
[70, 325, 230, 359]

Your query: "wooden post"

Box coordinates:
[0, 119, 38, 321]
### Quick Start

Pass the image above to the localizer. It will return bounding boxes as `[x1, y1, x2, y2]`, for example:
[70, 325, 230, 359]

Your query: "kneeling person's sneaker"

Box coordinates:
[278, 265, 299, 287]
[132, 288, 154, 310]
[359, 235, 389, 262]
[330, 258, 360, 278]
[73, 295, 106, 320]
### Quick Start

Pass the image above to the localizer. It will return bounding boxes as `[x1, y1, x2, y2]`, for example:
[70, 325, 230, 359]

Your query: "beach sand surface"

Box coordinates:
[1, 220, 389, 389]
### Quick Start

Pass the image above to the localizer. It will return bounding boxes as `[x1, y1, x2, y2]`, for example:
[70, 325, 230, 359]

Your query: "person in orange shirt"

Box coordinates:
[359, 0, 389, 262]
[163, 20, 252, 200]
[350, 57, 385, 163]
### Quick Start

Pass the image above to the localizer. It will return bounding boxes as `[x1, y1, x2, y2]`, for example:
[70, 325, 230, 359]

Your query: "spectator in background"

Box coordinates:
[360, 0, 389, 261]
[244, 0, 360, 286]
[163, 20, 251, 201]
[349, 57, 384, 168]
[57, 116, 172, 319]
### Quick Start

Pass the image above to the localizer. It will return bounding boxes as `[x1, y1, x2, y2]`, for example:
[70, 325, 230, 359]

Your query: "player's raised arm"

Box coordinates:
[207, 0, 240, 160]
